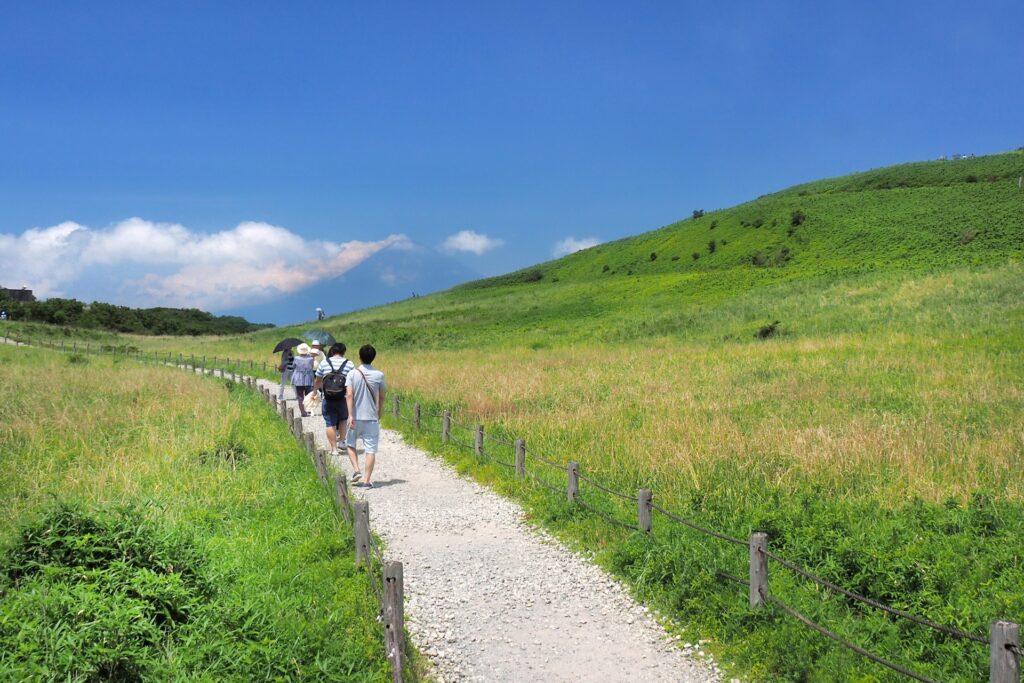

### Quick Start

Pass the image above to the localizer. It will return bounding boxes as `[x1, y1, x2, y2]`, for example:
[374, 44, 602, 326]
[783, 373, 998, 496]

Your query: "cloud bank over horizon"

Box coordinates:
[0, 218, 411, 311]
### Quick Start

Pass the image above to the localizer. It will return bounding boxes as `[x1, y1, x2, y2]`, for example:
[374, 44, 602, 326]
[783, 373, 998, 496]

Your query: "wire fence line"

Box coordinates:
[389, 392, 1021, 682]
[5, 337, 1019, 681]
[0, 336, 413, 682]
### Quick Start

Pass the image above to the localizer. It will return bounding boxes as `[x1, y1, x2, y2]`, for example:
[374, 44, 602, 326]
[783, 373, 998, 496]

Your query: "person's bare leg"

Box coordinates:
[326, 426, 337, 451]
[363, 452, 376, 484]
[347, 444, 361, 476]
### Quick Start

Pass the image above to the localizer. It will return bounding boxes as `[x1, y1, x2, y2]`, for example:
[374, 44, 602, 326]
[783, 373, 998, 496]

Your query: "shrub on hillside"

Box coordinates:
[709, 220, 718, 230]
[756, 320, 781, 339]
[650, 252, 658, 261]
[960, 229, 977, 244]
[602, 264, 610, 273]
[707, 240, 717, 254]
[692, 252, 700, 260]
[692, 209, 705, 219]
[790, 210, 807, 227]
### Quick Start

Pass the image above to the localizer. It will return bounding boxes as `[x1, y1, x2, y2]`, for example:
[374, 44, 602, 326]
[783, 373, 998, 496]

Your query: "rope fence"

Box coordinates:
[389, 392, 1021, 683]
[3, 332, 1019, 682]
[0, 334, 410, 683]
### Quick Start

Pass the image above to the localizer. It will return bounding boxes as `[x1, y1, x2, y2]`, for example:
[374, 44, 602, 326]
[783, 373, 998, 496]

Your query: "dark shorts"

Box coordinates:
[322, 398, 349, 428]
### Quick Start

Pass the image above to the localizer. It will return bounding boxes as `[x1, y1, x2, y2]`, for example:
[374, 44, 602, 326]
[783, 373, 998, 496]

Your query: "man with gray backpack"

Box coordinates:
[313, 342, 354, 456]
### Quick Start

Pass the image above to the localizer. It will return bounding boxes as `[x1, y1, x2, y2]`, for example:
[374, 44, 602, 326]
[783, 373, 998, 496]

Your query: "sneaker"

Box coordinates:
[330, 448, 339, 457]
[359, 482, 374, 489]
[351, 471, 362, 481]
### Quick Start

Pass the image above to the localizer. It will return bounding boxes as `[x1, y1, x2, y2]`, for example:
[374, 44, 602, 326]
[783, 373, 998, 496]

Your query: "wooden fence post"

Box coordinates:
[638, 489, 653, 532]
[442, 410, 451, 444]
[334, 475, 352, 523]
[60, 340, 65, 352]
[384, 561, 405, 682]
[475, 425, 483, 456]
[992, 621, 1020, 683]
[750, 532, 768, 609]
[414, 404, 421, 430]
[190, 354, 195, 369]
[515, 438, 526, 478]
[86, 343, 90, 354]
[304, 432, 315, 457]
[392, 396, 399, 418]
[354, 501, 369, 565]
[567, 461, 579, 502]
[316, 449, 328, 483]
[286, 407, 294, 425]
[72, 341, 77, 353]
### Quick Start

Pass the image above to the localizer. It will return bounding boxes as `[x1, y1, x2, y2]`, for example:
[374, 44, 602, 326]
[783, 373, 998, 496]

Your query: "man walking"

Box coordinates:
[313, 343, 353, 457]
[346, 344, 386, 488]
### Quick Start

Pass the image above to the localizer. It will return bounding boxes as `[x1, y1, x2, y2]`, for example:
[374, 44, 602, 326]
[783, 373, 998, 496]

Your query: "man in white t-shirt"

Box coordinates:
[346, 344, 386, 488]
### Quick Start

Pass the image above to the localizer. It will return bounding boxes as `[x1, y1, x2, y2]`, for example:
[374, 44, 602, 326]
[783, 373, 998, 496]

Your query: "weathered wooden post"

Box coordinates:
[304, 432, 316, 457]
[384, 561, 405, 682]
[638, 489, 653, 532]
[991, 621, 1020, 683]
[316, 449, 328, 483]
[249, 359, 253, 370]
[354, 502, 370, 565]
[515, 438, 526, 478]
[262, 361, 267, 373]
[86, 343, 90, 354]
[72, 341, 77, 353]
[60, 340, 65, 352]
[750, 532, 768, 609]
[442, 411, 451, 444]
[286, 406, 295, 425]
[392, 396, 399, 418]
[475, 425, 484, 456]
[190, 354, 195, 369]
[567, 461, 579, 502]
[414, 404, 421, 430]
[292, 416, 302, 440]
[334, 475, 352, 523]
[201, 356, 206, 372]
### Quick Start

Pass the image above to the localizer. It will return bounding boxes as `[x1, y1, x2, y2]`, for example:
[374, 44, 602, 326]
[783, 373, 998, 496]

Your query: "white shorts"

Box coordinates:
[346, 420, 380, 454]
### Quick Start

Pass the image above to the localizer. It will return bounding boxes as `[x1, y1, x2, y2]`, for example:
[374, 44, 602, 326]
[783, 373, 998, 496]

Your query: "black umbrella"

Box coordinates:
[272, 337, 304, 353]
[303, 329, 337, 347]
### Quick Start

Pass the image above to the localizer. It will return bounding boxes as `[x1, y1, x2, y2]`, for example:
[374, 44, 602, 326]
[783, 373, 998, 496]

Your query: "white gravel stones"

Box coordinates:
[259, 377, 722, 682]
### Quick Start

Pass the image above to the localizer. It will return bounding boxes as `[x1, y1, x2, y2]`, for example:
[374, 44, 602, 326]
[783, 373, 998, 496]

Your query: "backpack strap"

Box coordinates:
[355, 367, 379, 417]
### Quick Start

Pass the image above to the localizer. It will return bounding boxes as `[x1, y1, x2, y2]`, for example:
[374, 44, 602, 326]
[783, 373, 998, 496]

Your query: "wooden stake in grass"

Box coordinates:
[991, 621, 1020, 683]
[442, 410, 451, 444]
[354, 501, 370, 565]
[515, 438, 525, 478]
[750, 532, 768, 609]
[384, 561, 405, 683]
[334, 475, 352, 523]
[567, 461, 579, 502]
[638, 489, 652, 532]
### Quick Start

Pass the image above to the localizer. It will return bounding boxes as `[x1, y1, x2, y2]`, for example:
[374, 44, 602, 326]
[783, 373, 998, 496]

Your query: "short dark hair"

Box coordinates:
[328, 343, 346, 356]
[359, 344, 376, 364]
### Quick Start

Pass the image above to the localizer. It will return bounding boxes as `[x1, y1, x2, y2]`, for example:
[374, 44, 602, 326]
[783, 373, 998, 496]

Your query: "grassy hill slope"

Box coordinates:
[2, 150, 1022, 681]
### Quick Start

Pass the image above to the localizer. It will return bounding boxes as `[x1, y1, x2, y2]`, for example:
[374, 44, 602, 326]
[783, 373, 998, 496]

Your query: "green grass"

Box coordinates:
[2, 150, 1022, 680]
[0, 346, 392, 681]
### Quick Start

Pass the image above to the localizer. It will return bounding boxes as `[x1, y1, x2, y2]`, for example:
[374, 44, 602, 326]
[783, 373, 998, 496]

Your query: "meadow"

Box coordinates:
[0, 345, 391, 681]
[1, 151, 1021, 680]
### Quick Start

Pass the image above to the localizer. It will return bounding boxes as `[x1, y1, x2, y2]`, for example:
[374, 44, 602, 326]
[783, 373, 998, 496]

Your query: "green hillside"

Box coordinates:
[320, 150, 1023, 349]
[2, 150, 1022, 681]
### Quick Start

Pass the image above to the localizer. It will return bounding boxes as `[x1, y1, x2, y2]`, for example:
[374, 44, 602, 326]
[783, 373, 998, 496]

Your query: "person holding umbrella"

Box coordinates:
[273, 339, 302, 402]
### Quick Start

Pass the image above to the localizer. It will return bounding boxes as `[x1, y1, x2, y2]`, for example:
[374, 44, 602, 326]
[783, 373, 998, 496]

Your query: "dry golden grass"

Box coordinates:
[0, 349, 238, 537]
[384, 330, 1023, 505]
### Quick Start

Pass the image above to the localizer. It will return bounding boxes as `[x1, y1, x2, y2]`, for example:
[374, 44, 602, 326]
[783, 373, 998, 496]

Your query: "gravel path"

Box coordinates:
[258, 380, 724, 683]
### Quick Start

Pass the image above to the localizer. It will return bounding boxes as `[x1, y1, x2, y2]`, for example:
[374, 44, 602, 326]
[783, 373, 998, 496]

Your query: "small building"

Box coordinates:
[0, 287, 36, 302]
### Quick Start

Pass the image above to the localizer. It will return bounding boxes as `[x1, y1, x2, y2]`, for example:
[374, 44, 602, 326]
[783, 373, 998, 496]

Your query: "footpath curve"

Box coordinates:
[263, 377, 723, 683]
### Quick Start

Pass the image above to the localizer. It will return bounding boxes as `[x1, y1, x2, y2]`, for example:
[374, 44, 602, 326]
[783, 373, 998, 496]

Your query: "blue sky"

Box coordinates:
[1, 1, 1021, 323]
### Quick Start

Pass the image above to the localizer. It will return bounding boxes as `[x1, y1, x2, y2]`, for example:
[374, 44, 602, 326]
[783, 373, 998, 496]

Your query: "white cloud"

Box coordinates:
[442, 230, 504, 255]
[553, 236, 601, 257]
[0, 218, 411, 310]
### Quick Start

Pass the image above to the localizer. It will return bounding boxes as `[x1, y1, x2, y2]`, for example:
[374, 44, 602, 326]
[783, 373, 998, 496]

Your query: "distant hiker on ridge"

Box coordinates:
[313, 343, 354, 457]
[346, 344, 386, 488]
